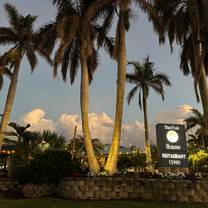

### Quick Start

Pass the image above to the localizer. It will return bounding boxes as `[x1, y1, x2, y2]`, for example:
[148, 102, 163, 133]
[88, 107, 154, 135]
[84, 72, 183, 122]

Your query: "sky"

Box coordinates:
[0, 0, 202, 147]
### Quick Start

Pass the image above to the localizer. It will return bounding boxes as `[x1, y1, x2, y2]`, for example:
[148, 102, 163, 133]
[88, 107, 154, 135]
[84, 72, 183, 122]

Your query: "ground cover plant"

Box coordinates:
[0, 198, 207, 208]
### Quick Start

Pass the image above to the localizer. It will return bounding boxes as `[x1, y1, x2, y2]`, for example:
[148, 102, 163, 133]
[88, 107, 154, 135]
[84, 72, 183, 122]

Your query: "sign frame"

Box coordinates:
[156, 123, 188, 168]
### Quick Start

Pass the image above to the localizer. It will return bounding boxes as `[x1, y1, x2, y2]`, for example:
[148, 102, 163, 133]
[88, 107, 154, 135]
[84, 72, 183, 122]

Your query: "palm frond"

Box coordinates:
[0, 76, 3, 90]
[138, 88, 142, 110]
[0, 36, 18, 46]
[53, 43, 68, 78]
[150, 72, 171, 86]
[70, 39, 80, 84]
[149, 82, 165, 100]
[127, 84, 140, 105]
[101, 36, 114, 58]
[25, 47, 37, 72]
[4, 3, 22, 32]
[61, 42, 74, 82]
[36, 22, 57, 55]
[126, 73, 138, 84]
[87, 47, 99, 84]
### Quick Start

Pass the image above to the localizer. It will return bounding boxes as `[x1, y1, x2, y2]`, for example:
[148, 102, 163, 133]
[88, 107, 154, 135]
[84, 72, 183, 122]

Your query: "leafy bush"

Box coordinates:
[15, 150, 82, 185]
[117, 152, 146, 172]
[188, 150, 208, 172]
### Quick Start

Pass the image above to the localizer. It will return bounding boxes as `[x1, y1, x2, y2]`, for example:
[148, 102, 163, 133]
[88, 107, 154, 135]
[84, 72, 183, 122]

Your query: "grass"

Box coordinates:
[0, 198, 207, 208]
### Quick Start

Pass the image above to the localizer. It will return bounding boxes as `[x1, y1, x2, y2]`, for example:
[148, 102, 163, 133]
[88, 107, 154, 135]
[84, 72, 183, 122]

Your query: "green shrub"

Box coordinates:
[117, 152, 146, 172]
[188, 150, 208, 172]
[15, 150, 81, 185]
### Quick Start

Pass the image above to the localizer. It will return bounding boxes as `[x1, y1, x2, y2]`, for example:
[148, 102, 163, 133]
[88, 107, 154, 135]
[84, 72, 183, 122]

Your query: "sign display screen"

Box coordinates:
[156, 124, 188, 168]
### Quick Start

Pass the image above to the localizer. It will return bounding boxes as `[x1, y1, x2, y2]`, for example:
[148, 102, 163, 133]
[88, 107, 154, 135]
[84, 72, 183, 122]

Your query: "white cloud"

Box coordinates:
[121, 121, 145, 147]
[58, 114, 82, 141]
[154, 105, 192, 125]
[22, 108, 56, 132]
[20, 104, 193, 147]
[57, 112, 114, 144]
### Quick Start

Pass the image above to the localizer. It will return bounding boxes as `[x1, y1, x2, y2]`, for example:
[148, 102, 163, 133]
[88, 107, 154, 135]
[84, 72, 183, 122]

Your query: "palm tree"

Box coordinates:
[6, 122, 30, 143]
[0, 4, 51, 150]
[184, 108, 207, 150]
[5, 122, 30, 177]
[126, 56, 171, 170]
[40, 130, 65, 151]
[43, 0, 115, 174]
[104, 0, 136, 175]
[138, 0, 208, 128]
[185, 109, 205, 131]
[67, 135, 104, 156]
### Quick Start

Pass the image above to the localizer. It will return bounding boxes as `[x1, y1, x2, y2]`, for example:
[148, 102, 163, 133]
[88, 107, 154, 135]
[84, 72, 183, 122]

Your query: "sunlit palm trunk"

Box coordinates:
[142, 89, 152, 170]
[80, 43, 100, 174]
[104, 13, 126, 175]
[0, 57, 21, 150]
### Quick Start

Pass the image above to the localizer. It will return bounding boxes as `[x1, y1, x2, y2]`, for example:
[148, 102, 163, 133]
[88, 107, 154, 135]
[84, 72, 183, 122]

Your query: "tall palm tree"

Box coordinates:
[126, 56, 171, 169]
[0, 4, 51, 150]
[138, 0, 208, 128]
[44, 0, 115, 174]
[104, 0, 136, 175]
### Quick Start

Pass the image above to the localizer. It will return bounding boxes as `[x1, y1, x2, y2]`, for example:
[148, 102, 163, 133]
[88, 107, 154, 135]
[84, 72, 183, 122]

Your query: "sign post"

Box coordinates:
[156, 124, 188, 172]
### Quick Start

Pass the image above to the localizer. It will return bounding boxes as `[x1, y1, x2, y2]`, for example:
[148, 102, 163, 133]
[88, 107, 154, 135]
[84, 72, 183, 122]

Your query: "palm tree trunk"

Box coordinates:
[0, 57, 21, 150]
[198, 61, 208, 127]
[142, 89, 152, 171]
[189, 0, 208, 127]
[80, 43, 100, 174]
[104, 12, 126, 175]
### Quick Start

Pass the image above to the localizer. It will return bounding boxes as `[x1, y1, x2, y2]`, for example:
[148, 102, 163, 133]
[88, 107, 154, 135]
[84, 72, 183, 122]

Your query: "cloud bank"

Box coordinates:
[21, 104, 193, 147]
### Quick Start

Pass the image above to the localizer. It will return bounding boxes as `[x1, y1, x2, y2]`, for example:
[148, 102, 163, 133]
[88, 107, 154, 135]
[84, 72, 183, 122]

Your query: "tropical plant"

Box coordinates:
[15, 150, 82, 185]
[188, 150, 208, 172]
[117, 151, 146, 172]
[138, 0, 208, 127]
[126, 56, 171, 170]
[6, 122, 30, 143]
[40, 0, 115, 174]
[0, 4, 51, 150]
[38, 130, 65, 151]
[187, 134, 202, 154]
[184, 109, 208, 150]
[4, 122, 31, 177]
[67, 135, 104, 157]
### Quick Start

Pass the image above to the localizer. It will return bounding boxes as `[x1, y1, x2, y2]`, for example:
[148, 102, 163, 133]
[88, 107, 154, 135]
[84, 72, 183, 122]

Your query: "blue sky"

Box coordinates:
[0, 1, 202, 145]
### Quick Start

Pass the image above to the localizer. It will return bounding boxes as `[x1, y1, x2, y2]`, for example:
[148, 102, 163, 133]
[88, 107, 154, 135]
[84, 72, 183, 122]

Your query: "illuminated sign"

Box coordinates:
[156, 124, 188, 168]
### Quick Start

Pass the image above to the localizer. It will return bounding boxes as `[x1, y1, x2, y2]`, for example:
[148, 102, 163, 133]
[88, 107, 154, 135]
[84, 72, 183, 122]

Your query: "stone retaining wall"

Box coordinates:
[0, 178, 22, 197]
[59, 177, 208, 203]
[0, 177, 208, 202]
[22, 183, 57, 198]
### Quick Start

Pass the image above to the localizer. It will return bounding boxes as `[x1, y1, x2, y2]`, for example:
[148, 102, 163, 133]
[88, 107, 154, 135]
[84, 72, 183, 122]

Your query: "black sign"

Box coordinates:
[156, 123, 188, 168]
